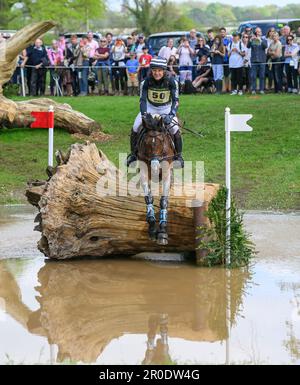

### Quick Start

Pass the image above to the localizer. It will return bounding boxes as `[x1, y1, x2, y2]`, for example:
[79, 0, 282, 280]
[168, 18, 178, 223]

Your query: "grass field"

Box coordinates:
[0, 94, 300, 209]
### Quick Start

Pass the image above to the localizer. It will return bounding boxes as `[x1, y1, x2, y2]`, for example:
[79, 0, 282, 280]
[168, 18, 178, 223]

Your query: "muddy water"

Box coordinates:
[0, 206, 299, 365]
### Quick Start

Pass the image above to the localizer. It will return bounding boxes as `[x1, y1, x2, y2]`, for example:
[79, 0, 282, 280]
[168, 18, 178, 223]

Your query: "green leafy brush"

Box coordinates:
[3, 83, 19, 97]
[197, 186, 255, 267]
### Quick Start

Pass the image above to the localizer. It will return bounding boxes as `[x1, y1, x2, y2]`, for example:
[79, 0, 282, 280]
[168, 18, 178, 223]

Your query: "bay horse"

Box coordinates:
[136, 113, 178, 245]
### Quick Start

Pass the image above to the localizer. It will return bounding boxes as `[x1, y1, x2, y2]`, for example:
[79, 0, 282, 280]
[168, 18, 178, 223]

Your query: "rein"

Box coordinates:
[162, 114, 204, 138]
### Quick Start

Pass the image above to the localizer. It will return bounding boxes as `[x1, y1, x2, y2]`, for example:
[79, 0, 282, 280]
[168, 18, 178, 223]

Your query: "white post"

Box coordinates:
[225, 268, 231, 365]
[20, 67, 26, 97]
[225, 107, 231, 266]
[48, 105, 54, 167]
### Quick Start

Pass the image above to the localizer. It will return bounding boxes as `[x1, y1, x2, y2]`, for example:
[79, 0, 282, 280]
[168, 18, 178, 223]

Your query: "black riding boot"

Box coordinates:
[126, 131, 138, 167]
[173, 131, 184, 168]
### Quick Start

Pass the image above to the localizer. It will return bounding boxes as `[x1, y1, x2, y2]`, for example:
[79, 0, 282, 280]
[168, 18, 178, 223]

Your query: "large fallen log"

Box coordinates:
[3, 97, 101, 135]
[26, 142, 219, 260]
[0, 21, 101, 135]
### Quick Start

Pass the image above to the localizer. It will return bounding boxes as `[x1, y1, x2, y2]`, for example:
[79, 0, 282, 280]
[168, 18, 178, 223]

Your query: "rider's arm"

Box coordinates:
[139, 80, 147, 115]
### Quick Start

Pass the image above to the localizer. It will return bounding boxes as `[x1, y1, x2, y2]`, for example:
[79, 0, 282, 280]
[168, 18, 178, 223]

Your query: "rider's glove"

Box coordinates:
[163, 114, 174, 126]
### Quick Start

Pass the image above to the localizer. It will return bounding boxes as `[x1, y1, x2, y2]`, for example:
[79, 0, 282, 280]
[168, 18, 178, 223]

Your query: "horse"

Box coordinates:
[136, 113, 178, 245]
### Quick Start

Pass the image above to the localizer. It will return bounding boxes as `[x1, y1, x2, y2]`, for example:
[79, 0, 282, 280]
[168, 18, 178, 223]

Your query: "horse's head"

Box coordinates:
[142, 113, 165, 132]
[139, 113, 174, 174]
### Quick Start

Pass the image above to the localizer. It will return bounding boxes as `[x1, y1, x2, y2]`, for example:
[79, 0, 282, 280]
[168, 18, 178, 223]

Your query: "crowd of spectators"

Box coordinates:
[5, 24, 300, 96]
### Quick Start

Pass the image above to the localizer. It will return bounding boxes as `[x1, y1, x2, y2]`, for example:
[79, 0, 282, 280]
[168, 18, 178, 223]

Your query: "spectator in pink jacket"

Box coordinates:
[87, 31, 99, 59]
[47, 40, 64, 96]
[58, 34, 66, 52]
[47, 40, 64, 65]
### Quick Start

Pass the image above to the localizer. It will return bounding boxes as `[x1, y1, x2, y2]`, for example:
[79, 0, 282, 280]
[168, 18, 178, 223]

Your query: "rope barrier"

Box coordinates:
[18, 59, 299, 70]
[16, 60, 299, 97]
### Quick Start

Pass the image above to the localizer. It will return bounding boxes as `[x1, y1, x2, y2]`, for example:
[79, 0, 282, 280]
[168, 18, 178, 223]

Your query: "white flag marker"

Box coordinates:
[225, 107, 253, 265]
[229, 114, 253, 132]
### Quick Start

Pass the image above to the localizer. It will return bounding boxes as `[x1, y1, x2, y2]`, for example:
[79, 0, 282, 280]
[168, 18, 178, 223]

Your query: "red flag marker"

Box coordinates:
[30, 111, 54, 129]
[30, 106, 55, 166]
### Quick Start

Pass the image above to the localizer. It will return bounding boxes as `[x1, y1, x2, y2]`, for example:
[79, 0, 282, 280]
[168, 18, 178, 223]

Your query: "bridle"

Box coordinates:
[137, 120, 176, 162]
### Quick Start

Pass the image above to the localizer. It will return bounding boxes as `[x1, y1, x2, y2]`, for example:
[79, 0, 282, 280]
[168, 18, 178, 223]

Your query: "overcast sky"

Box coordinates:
[109, 0, 297, 10]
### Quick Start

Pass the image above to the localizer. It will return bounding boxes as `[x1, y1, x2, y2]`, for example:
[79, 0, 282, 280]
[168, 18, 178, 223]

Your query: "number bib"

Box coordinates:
[147, 87, 171, 105]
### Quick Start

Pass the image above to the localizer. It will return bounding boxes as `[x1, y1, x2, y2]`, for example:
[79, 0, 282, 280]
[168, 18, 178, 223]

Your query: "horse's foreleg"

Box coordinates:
[145, 192, 157, 241]
[142, 179, 157, 241]
[157, 165, 171, 246]
[157, 195, 168, 245]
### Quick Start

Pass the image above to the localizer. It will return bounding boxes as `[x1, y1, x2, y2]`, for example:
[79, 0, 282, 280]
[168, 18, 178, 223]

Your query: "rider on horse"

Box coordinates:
[126, 56, 184, 168]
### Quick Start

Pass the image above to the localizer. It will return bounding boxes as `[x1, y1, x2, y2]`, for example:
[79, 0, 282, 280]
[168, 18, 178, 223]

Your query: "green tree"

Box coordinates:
[232, 5, 280, 22]
[71, 0, 105, 31]
[172, 14, 195, 31]
[95, 9, 136, 30]
[281, 4, 300, 19]
[22, 0, 105, 31]
[0, 0, 19, 28]
[153, 2, 195, 32]
[124, 0, 169, 35]
[188, 8, 207, 26]
[205, 3, 236, 26]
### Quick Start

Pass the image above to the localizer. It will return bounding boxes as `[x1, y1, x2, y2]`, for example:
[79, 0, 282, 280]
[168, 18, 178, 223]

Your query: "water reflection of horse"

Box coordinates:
[0, 259, 252, 364]
[142, 313, 171, 365]
[137, 113, 178, 245]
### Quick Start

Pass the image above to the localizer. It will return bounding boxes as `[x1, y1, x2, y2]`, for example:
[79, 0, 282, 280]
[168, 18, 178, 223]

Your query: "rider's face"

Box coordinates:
[152, 68, 164, 80]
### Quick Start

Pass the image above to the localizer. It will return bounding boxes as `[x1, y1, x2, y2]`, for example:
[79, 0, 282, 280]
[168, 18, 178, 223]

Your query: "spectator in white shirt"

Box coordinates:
[135, 34, 146, 60]
[228, 32, 246, 95]
[284, 34, 299, 93]
[158, 39, 177, 61]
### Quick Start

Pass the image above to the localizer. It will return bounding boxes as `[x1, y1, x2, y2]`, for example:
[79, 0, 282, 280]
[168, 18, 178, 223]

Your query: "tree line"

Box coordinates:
[1, 0, 300, 35]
